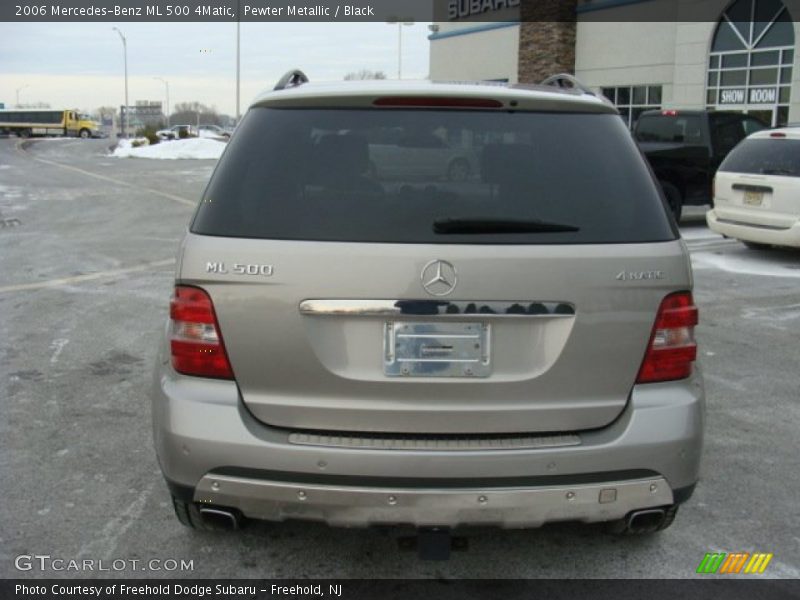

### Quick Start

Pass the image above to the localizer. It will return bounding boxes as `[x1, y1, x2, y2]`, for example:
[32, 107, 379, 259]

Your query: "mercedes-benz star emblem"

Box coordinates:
[421, 259, 458, 296]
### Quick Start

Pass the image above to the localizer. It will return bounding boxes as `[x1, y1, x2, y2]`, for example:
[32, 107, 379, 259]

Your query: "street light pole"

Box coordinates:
[154, 77, 170, 126]
[112, 27, 129, 138]
[15, 84, 30, 107]
[236, 2, 241, 123]
[386, 21, 413, 79]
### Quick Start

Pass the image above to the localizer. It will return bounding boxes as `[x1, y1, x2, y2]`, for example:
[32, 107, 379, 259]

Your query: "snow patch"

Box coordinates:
[0, 184, 23, 199]
[112, 137, 225, 160]
[692, 248, 800, 279]
[680, 226, 722, 241]
[741, 303, 800, 327]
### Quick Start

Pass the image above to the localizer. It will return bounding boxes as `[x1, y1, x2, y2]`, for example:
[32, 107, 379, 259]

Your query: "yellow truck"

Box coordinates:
[0, 109, 101, 138]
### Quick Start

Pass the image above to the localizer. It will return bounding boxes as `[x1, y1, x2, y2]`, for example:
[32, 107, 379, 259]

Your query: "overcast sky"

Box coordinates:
[0, 22, 431, 115]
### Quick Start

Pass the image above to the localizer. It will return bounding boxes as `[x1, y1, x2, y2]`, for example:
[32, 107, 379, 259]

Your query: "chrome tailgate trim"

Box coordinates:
[288, 431, 581, 450]
[299, 299, 575, 318]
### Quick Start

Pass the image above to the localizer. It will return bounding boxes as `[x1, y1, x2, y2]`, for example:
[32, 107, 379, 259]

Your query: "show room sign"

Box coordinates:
[720, 88, 778, 105]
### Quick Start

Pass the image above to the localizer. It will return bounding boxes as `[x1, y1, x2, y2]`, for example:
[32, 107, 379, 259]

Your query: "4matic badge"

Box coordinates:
[615, 270, 664, 281]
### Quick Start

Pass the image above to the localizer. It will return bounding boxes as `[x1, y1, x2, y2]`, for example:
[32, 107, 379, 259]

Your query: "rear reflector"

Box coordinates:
[170, 285, 234, 379]
[637, 292, 698, 384]
[373, 96, 503, 108]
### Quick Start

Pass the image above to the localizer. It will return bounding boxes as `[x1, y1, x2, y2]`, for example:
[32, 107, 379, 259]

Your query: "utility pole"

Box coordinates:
[154, 77, 170, 126]
[112, 27, 129, 138]
[15, 84, 30, 107]
[386, 21, 413, 79]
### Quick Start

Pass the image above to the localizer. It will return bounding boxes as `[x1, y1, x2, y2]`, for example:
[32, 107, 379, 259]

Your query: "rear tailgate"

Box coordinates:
[184, 102, 685, 434]
[715, 172, 800, 226]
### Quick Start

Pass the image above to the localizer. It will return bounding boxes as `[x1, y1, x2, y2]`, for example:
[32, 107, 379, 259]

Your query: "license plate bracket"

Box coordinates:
[383, 321, 491, 378]
[743, 190, 764, 206]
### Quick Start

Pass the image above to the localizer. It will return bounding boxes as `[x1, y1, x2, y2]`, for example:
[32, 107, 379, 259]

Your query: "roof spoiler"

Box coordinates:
[540, 73, 614, 107]
[274, 69, 309, 91]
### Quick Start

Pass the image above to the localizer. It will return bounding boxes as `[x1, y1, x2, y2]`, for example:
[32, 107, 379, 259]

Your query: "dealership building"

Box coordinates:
[429, 0, 799, 127]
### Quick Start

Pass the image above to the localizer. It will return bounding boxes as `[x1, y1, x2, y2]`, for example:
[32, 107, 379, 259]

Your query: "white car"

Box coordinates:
[708, 126, 800, 249]
[198, 124, 231, 140]
[156, 124, 197, 141]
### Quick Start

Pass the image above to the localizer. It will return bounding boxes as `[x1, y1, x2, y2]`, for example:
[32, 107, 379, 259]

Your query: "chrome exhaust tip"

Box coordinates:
[198, 507, 240, 530]
[626, 508, 666, 533]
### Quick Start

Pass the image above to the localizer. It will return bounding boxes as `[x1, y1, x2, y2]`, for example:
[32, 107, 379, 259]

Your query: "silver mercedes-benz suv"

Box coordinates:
[152, 71, 704, 545]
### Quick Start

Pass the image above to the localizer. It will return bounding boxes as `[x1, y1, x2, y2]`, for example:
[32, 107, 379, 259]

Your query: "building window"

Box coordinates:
[600, 85, 663, 128]
[707, 0, 794, 127]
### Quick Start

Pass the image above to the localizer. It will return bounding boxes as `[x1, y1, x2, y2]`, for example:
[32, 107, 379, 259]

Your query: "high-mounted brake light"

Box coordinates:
[662, 109, 678, 116]
[770, 132, 786, 138]
[373, 96, 503, 108]
[170, 286, 234, 379]
[637, 292, 698, 384]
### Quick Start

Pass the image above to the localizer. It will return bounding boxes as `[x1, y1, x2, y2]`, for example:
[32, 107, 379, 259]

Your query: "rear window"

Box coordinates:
[635, 115, 704, 144]
[192, 108, 675, 244]
[719, 138, 800, 177]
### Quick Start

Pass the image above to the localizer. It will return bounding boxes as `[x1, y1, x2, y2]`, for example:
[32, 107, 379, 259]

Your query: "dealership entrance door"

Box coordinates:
[706, 0, 794, 127]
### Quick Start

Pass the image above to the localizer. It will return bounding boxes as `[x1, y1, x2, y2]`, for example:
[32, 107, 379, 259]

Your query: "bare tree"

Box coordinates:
[170, 102, 221, 126]
[96, 106, 116, 120]
[344, 70, 387, 81]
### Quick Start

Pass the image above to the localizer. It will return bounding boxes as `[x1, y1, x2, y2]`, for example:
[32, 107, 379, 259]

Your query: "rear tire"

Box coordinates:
[742, 241, 771, 250]
[607, 505, 678, 535]
[660, 182, 683, 223]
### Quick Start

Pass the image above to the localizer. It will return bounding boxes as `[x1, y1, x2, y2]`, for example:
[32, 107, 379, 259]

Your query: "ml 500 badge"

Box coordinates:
[206, 262, 274, 276]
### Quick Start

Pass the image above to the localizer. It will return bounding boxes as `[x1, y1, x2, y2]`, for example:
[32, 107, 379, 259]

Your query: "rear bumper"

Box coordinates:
[707, 208, 800, 247]
[191, 474, 675, 528]
[152, 355, 704, 527]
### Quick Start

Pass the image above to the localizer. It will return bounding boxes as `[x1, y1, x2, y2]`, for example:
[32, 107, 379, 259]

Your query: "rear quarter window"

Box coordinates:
[192, 107, 676, 244]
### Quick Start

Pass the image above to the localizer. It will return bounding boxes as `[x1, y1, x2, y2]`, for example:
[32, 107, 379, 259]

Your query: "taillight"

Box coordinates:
[169, 285, 234, 379]
[637, 292, 698, 384]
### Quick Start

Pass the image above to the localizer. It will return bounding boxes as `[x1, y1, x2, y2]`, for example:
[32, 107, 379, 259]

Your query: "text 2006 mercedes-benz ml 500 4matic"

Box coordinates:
[151, 71, 704, 553]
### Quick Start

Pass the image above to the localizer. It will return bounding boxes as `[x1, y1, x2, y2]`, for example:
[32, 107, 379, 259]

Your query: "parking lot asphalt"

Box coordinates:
[1, 137, 798, 580]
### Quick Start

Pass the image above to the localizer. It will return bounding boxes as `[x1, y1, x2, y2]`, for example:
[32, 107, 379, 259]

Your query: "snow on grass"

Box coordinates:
[112, 137, 225, 160]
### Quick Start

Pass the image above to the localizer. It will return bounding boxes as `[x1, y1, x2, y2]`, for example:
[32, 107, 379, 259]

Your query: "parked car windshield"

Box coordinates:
[719, 138, 800, 177]
[192, 107, 675, 244]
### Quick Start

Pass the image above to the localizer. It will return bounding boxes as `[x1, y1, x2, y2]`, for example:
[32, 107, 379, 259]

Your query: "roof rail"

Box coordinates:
[540, 73, 616, 108]
[540, 73, 595, 96]
[274, 69, 309, 91]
